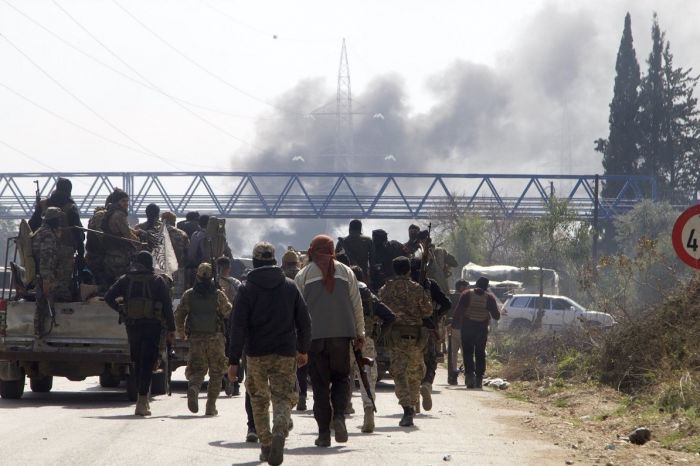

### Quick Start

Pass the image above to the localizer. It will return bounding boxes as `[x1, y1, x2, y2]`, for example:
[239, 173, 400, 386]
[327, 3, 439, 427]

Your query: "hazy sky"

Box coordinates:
[2, 0, 698, 175]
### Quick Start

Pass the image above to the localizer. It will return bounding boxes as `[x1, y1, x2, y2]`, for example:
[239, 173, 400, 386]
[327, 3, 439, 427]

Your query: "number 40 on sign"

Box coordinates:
[672, 204, 700, 269]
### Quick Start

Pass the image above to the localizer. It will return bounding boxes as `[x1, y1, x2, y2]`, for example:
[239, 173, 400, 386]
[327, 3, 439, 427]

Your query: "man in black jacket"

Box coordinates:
[228, 242, 311, 466]
[410, 258, 451, 412]
[104, 251, 175, 416]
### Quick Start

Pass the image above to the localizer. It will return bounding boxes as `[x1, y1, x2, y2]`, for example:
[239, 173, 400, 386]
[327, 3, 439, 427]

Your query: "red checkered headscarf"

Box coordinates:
[308, 235, 336, 293]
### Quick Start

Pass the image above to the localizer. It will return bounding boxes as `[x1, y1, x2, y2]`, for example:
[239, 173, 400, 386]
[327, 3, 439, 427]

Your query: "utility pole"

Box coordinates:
[335, 38, 354, 166]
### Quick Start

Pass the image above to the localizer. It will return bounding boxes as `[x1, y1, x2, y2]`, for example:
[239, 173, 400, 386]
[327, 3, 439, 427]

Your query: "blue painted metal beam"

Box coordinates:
[0, 172, 656, 220]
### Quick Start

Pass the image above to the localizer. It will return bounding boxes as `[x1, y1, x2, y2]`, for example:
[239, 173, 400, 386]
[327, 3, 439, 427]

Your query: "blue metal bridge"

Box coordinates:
[0, 172, 656, 220]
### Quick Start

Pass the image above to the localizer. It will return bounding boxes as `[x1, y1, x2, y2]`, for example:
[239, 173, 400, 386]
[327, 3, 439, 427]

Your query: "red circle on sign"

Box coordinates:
[672, 204, 700, 269]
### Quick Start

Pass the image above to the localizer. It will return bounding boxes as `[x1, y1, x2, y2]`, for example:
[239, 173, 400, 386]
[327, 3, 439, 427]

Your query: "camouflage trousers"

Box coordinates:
[353, 336, 377, 409]
[245, 355, 296, 447]
[185, 334, 227, 399]
[389, 339, 425, 407]
[54, 245, 75, 300]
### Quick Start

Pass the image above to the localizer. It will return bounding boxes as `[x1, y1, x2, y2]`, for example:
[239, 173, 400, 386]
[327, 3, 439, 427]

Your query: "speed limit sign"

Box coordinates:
[672, 205, 700, 269]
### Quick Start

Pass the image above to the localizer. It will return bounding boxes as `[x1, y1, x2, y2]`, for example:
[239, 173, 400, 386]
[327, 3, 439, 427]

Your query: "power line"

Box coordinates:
[112, 0, 295, 116]
[0, 81, 172, 159]
[0, 138, 59, 171]
[0, 30, 182, 169]
[1, 0, 264, 120]
[47, 0, 259, 148]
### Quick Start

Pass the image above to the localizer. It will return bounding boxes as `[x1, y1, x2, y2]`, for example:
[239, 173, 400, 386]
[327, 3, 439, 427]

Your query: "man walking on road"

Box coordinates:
[104, 251, 175, 416]
[452, 277, 501, 389]
[176, 263, 232, 416]
[447, 279, 469, 385]
[351, 266, 396, 433]
[379, 256, 432, 427]
[229, 242, 311, 465]
[294, 235, 365, 448]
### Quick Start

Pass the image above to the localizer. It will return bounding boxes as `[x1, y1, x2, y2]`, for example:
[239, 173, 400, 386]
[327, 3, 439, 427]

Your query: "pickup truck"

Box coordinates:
[0, 295, 185, 400]
[499, 294, 615, 332]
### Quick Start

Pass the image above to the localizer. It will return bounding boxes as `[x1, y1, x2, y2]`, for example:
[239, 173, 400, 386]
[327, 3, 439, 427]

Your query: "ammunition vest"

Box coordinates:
[464, 291, 490, 322]
[186, 291, 220, 336]
[125, 275, 162, 321]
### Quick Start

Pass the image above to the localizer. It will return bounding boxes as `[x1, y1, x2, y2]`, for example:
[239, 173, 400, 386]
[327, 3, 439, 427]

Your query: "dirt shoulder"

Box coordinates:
[489, 379, 700, 466]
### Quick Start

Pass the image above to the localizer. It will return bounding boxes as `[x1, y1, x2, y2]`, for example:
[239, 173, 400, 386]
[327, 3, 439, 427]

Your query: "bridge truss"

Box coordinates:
[0, 172, 656, 221]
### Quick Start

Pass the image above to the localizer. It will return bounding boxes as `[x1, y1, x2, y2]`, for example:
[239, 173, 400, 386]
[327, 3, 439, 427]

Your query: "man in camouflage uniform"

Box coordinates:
[28, 177, 85, 294]
[176, 263, 232, 416]
[31, 207, 71, 335]
[379, 256, 432, 427]
[228, 242, 311, 465]
[102, 190, 139, 286]
[216, 256, 243, 396]
[281, 249, 308, 412]
[161, 211, 189, 296]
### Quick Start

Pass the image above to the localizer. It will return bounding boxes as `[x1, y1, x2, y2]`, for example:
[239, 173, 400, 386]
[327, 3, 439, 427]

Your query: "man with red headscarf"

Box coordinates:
[294, 235, 365, 448]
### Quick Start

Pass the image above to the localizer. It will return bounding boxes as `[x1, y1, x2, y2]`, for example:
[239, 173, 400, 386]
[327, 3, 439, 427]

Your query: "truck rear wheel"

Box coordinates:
[30, 376, 53, 393]
[99, 373, 121, 388]
[1, 374, 26, 399]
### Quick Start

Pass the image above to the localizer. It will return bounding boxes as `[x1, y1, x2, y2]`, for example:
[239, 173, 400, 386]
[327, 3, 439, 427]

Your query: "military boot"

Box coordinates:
[420, 382, 433, 411]
[144, 396, 152, 416]
[205, 383, 220, 415]
[345, 400, 355, 415]
[259, 445, 271, 462]
[268, 434, 285, 466]
[296, 396, 307, 411]
[314, 432, 331, 447]
[333, 417, 348, 443]
[187, 385, 200, 413]
[361, 407, 375, 433]
[135, 394, 150, 416]
[466, 373, 476, 389]
[232, 382, 240, 397]
[399, 406, 414, 427]
[475, 375, 483, 389]
[447, 372, 458, 386]
[246, 428, 258, 443]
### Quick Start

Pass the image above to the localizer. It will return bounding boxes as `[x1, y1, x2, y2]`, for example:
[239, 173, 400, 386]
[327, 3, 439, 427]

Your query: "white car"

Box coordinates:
[500, 294, 615, 332]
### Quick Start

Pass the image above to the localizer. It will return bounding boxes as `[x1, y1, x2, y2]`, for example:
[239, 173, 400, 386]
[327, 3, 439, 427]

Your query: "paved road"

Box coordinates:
[0, 368, 568, 465]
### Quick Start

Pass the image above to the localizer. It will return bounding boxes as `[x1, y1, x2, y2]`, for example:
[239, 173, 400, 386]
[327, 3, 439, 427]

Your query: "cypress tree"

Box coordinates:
[638, 13, 700, 201]
[637, 14, 666, 191]
[595, 13, 641, 199]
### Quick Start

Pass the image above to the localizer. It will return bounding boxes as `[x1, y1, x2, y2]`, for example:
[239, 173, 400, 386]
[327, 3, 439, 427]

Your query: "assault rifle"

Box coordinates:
[417, 223, 432, 285]
[33, 180, 41, 207]
[354, 349, 377, 413]
[69, 226, 147, 247]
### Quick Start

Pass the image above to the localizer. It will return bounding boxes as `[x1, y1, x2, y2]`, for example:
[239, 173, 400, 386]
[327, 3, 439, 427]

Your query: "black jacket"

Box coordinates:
[103, 266, 175, 331]
[228, 265, 311, 365]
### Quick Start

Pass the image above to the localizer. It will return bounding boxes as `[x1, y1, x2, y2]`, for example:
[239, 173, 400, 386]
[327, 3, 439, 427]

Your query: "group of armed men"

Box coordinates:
[29, 179, 501, 466]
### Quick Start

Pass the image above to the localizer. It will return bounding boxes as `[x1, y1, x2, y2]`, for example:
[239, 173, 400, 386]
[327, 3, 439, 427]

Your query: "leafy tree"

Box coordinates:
[511, 198, 591, 325]
[638, 14, 700, 201]
[595, 13, 641, 198]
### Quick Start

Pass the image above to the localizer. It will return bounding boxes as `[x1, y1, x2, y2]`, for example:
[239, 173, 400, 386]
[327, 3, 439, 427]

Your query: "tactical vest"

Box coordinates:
[125, 275, 163, 321]
[186, 291, 220, 336]
[86, 209, 107, 254]
[464, 291, 490, 322]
